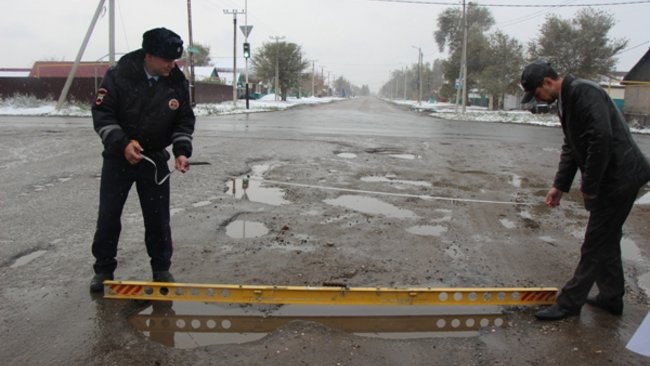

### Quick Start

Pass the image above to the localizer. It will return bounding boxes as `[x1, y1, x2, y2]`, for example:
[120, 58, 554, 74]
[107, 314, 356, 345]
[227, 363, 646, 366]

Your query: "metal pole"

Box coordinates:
[311, 60, 315, 97]
[187, 0, 196, 106]
[232, 15, 237, 105]
[454, 0, 464, 112]
[56, 0, 105, 110]
[403, 66, 406, 100]
[270, 36, 284, 101]
[461, 0, 468, 113]
[244, 0, 249, 109]
[419, 48, 423, 105]
[224, 9, 245, 106]
[109, 0, 115, 64]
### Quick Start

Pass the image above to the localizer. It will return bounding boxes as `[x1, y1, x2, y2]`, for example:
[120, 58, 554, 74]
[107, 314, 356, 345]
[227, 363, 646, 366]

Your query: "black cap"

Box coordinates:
[142, 27, 183, 60]
[520, 61, 556, 104]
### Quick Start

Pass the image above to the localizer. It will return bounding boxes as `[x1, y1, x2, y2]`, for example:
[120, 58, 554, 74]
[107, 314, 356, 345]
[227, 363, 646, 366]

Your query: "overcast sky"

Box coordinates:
[2, 0, 649, 92]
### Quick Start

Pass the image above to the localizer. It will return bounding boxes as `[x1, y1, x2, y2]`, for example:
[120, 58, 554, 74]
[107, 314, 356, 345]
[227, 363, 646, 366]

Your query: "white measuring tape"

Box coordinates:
[141, 154, 173, 185]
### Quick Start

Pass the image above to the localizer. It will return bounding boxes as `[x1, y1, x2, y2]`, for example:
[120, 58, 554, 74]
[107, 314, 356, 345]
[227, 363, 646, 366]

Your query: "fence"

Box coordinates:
[0, 77, 234, 104]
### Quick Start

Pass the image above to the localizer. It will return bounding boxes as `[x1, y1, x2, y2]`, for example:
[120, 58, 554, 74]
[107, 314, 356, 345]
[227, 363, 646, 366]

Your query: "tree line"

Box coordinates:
[381, 5, 627, 109]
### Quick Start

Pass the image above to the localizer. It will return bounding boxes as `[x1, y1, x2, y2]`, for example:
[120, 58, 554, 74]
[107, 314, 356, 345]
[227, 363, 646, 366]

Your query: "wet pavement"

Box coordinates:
[1, 97, 649, 365]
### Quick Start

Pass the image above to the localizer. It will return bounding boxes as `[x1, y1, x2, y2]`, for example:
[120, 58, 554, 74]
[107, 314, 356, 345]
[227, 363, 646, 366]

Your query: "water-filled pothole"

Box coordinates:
[324, 195, 417, 219]
[10, 250, 47, 268]
[226, 164, 289, 206]
[129, 302, 506, 349]
[225, 220, 269, 239]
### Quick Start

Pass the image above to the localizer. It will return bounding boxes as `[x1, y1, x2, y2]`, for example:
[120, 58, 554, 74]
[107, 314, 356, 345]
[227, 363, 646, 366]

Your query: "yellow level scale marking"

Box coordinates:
[105, 281, 557, 306]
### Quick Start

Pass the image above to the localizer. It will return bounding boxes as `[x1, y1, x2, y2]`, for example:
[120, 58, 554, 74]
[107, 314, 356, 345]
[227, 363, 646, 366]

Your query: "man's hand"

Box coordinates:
[124, 140, 144, 165]
[175, 155, 190, 173]
[545, 187, 563, 208]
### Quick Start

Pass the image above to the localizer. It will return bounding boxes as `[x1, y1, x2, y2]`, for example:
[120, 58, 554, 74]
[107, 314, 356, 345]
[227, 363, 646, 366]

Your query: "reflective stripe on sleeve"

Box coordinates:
[98, 124, 124, 142]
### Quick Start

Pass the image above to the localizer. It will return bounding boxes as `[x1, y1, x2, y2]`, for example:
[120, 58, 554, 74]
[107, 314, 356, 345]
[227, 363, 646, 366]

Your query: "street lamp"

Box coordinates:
[224, 8, 245, 107]
[412, 46, 422, 105]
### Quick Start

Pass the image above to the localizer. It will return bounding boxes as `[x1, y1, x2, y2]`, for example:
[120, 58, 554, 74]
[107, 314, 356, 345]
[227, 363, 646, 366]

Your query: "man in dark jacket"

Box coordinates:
[520, 61, 650, 320]
[89, 27, 195, 292]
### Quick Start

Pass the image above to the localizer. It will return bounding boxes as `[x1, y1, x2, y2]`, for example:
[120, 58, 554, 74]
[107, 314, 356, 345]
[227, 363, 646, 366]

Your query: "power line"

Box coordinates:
[371, 0, 650, 7]
[617, 40, 650, 54]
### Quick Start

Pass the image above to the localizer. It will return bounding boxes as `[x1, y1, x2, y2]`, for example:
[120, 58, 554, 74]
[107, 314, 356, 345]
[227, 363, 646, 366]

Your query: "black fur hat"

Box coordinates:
[142, 27, 183, 60]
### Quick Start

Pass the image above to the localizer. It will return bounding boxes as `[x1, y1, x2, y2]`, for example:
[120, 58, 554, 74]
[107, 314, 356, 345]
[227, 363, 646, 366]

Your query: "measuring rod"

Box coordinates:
[104, 281, 557, 306]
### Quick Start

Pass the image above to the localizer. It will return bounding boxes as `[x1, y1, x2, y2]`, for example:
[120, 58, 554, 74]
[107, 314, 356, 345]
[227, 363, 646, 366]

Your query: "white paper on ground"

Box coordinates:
[626, 310, 650, 357]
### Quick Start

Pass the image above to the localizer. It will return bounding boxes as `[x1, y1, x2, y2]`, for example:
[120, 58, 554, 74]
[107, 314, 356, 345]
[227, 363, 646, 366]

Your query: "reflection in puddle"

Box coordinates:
[621, 237, 643, 262]
[129, 302, 506, 349]
[361, 175, 432, 188]
[499, 219, 516, 229]
[390, 154, 416, 160]
[639, 272, 650, 298]
[226, 164, 290, 206]
[225, 220, 269, 239]
[407, 225, 447, 237]
[538, 236, 555, 243]
[337, 152, 357, 159]
[10, 250, 47, 268]
[636, 191, 650, 205]
[510, 174, 522, 188]
[324, 195, 417, 219]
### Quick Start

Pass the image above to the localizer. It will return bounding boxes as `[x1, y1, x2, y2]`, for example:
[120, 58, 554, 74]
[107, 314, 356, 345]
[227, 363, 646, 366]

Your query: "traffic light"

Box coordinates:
[243, 42, 251, 59]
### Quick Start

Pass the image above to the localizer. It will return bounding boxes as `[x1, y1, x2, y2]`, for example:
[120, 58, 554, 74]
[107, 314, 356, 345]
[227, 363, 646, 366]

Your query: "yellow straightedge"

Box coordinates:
[104, 281, 557, 306]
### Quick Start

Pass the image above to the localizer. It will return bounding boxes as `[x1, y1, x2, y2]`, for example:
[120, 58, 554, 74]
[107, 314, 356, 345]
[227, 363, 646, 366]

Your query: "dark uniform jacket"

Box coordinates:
[92, 49, 195, 160]
[554, 74, 650, 207]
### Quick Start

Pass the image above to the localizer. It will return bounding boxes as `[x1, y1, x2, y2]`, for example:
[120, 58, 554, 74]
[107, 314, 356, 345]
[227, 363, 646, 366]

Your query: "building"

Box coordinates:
[622, 48, 650, 127]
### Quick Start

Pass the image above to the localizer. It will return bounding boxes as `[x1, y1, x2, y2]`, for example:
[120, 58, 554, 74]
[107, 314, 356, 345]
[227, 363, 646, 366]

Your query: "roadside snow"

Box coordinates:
[1, 95, 649, 134]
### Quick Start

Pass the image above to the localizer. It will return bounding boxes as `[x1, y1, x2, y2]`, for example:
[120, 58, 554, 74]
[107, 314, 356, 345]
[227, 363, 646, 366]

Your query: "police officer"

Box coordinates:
[89, 27, 195, 292]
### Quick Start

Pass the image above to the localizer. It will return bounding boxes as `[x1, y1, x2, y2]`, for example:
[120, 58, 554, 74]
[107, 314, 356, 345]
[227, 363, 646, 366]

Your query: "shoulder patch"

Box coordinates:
[95, 88, 108, 105]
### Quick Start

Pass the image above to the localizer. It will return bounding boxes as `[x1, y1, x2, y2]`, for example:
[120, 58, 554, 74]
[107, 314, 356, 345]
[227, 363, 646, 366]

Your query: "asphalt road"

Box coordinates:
[1, 97, 649, 365]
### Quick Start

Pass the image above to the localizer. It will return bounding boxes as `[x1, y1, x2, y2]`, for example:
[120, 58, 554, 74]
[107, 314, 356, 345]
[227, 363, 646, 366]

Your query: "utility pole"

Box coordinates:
[270, 36, 285, 101]
[224, 9, 245, 106]
[461, 0, 468, 113]
[419, 49, 423, 104]
[403, 66, 406, 100]
[311, 60, 316, 97]
[108, 0, 115, 64]
[186, 0, 196, 106]
[56, 0, 106, 110]
[412, 46, 422, 105]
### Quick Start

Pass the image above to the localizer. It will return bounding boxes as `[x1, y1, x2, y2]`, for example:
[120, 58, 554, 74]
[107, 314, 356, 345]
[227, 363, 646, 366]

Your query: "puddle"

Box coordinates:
[407, 225, 447, 237]
[389, 154, 417, 160]
[170, 207, 185, 216]
[499, 219, 516, 229]
[636, 191, 650, 205]
[621, 237, 644, 262]
[10, 250, 47, 268]
[226, 165, 290, 206]
[510, 174, 522, 188]
[337, 152, 357, 159]
[445, 244, 465, 260]
[538, 236, 555, 243]
[129, 302, 505, 349]
[639, 272, 650, 298]
[324, 195, 417, 219]
[519, 210, 533, 220]
[361, 175, 432, 188]
[225, 220, 269, 239]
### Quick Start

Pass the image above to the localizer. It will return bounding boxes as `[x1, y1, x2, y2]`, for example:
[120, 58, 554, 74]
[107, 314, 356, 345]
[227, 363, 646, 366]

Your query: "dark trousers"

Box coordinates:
[91, 156, 172, 275]
[556, 189, 639, 309]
